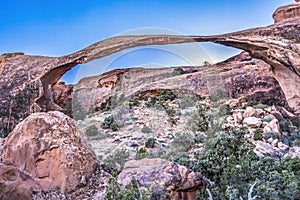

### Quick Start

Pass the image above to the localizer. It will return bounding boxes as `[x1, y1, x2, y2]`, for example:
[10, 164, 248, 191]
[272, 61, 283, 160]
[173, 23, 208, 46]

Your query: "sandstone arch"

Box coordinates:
[0, 3, 299, 135]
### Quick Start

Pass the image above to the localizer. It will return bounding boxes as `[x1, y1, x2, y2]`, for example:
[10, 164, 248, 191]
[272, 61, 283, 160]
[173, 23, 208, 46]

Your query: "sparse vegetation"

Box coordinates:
[105, 178, 150, 200]
[141, 125, 152, 134]
[172, 67, 185, 76]
[129, 96, 140, 109]
[135, 147, 149, 160]
[253, 128, 263, 140]
[85, 125, 98, 137]
[145, 137, 156, 148]
[188, 105, 210, 133]
[72, 97, 87, 120]
[102, 148, 130, 177]
[101, 116, 114, 129]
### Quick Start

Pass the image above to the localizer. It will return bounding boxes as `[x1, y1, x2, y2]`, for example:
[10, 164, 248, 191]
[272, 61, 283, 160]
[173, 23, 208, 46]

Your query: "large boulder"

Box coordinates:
[0, 163, 41, 200]
[118, 158, 211, 200]
[3, 111, 98, 193]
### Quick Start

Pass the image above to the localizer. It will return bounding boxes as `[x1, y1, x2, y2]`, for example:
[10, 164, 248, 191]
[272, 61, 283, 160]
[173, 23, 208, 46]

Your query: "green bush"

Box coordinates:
[135, 147, 149, 160]
[141, 125, 152, 134]
[105, 178, 150, 200]
[172, 67, 185, 76]
[129, 96, 140, 108]
[111, 123, 118, 132]
[179, 95, 198, 109]
[102, 148, 130, 177]
[72, 97, 87, 120]
[99, 96, 112, 112]
[253, 128, 263, 140]
[101, 116, 114, 129]
[165, 132, 195, 162]
[174, 127, 300, 200]
[188, 105, 209, 133]
[145, 138, 156, 148]
[167, 117, 177, 125]
[85, 125, 98, 137]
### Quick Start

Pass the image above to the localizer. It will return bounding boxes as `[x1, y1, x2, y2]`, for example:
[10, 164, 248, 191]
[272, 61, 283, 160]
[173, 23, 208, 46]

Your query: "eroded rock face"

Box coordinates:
[0, 163, 41, 200]
[3, 111, 97, 193]
[74, 52, 287, 113]
[118, 158, 211, 200]
[273, 3, 300, 23]
[52, 82, 73, 109]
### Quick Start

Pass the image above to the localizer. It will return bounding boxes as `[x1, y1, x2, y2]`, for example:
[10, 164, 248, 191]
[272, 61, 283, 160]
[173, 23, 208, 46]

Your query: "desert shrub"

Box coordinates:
[210, 89, 227, 102]
[129, 96, 140, 108]
[99, 96, 112, 112]
[135, 147, 149, 160]
[159, 90, 177, 102]
[167, 117, 177, 125]
[164, 105, 175, 116]
[188, 105, 209, 133]
[253, 128, 263, 140]
[102, 148, 130, 177]
[254, 103, 268, 110]
[101, 116, 114, 129]
[218, 104, 231, 116]
[72, 97, 87, 120]
[145, 138, 156, 148]
[85, 125, 98, 137]
[111, 123, 118, 131]
[141, 125, 152, 134]
[165, 132, 195, 162]
[173, 126, 300, 199]
[105, 178, 150, 200]
[179, 95, 198, 109]
[172, 67, 185, 76]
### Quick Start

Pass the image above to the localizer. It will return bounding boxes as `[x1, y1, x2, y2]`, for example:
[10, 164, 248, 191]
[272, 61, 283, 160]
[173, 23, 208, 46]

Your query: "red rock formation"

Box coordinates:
[0, 2, 299, 135]
[273, 3, 300, 23]
[0, 163, 41, 200]
[118, 158, 212, 200]
[52, 82, 73, 108]
[3, 111, 97, 193]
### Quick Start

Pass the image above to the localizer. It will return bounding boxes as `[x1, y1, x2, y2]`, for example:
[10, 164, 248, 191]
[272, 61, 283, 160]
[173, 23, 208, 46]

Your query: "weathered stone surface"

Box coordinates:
[243, 117, 262, 128]
[273, 3, 300, 23]
[0, 2, 299, 136]
[263, 118, 281, 134]
[0, 163, 41, 200]
[3, 111, 98, 193]
[75, 52, 287, 113]
[118, 158, 211, 200]
[52, 82, 73, 109]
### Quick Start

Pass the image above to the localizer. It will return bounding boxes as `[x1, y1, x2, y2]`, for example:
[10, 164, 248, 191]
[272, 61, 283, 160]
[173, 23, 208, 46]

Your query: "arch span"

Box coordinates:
[0, 4, 300, 136]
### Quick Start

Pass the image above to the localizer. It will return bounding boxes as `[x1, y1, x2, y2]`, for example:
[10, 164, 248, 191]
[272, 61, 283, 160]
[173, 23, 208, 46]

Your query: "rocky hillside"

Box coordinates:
[0, 1, 300, 200]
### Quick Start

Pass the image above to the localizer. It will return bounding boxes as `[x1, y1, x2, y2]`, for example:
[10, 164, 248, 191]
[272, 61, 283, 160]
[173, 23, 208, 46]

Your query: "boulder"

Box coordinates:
[243, 117, 262, 128]
[118, 158, 212, 200]
[0, 163, 41, 200]
[263, 118, 281, 134]
[286, 147, 300, 158]
[3, 111, 98, 193]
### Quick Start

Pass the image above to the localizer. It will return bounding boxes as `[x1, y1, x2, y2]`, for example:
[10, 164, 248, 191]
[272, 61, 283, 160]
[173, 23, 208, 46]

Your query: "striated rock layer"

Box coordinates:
[0, 2, 300, 135]
[74, 52, 287, 112]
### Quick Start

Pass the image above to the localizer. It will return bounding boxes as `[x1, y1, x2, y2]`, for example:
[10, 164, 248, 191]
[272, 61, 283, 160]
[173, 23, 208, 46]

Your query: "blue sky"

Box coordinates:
[0, 0, 293, 83]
